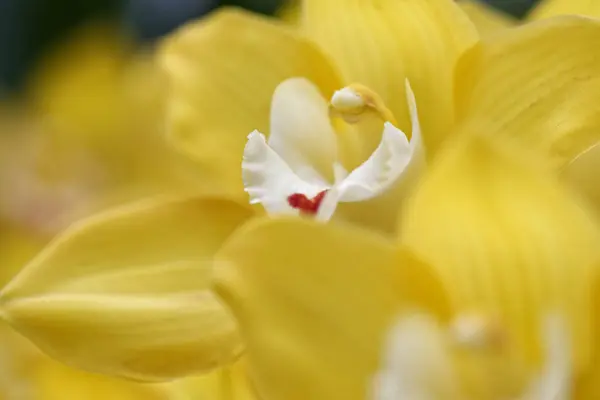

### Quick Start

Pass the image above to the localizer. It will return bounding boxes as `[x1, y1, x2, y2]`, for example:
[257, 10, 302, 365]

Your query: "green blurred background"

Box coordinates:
[0, 0, 538, 95]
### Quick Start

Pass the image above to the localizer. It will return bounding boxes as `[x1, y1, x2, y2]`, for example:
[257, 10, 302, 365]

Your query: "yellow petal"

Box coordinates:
[214, 217, 449, 400]
[0, 225, 46, 287]
[458, 0, 516, 35]
[528, 0, 600, 20]
[302, 0, 478, 153]
[454, 16, 600, 168]
[400, 131, 600, 373]
[0, 196, 254, 381]
[562, 143, 600, 216]
[160, 8, 342, 196]
[166, 359, 256, 400]
[34, 357, 171, 400]
[25, 23, 133, 147]
[573, 273, 600, 398]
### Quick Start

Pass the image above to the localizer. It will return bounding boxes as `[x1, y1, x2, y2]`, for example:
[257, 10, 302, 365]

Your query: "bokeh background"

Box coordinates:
[0, 0, 538, 94]
[0, 0, 543, 399]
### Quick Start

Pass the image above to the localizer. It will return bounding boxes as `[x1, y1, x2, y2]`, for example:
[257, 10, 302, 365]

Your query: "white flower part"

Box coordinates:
[268, 77, 337, 184]
[520, 316, 572, 400]
[335, 80, 422, 203]
[369, 313, 572, 400]
[331, 87, 365, 111]
[449, 314, 502, 350]
[242, 130, 327, 215]
[242, 78, 423, 219]
[314, 163, 348, 221]
[371, 314, 456, 400]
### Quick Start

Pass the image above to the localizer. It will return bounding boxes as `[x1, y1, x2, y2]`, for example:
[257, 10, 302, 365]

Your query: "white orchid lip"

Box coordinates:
[241, 78, 423, 220]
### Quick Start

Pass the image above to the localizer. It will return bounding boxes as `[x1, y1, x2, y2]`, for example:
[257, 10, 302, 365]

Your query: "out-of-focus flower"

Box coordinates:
[0, 21, 201, 400]
[215, 131, 600, 400]
[3, 1, 600, 399]
[0, 22, 201, 237]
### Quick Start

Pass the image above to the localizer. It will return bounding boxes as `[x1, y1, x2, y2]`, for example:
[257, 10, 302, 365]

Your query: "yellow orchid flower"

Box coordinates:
[277, 0, 600, 220]
[3, 2, 600, 399]
[214, 130, 600, 399]
[160, 0, 478, 233]
[161, 1, 600, 233]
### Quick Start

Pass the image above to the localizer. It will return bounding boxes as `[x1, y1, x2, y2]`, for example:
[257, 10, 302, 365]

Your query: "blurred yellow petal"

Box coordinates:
[0, 225, 46, 287]
[455, 16, 600, 168]
[0, 322, 172, 400]
[160, 8, 342, 196]
[9, 22, 200, 236]
[302, 0, 478, 153]
[0, 196, 254, 381]
[562, 144, 600, 216]
[528, 0, 600, 20]
[26, 23, 133, 149]
[34, 357, 170, 400]
[458, 0, 516, 35]
[400, 131, 600, 374]
[215, 217, 449, 400]
[166, 359, 256, 400]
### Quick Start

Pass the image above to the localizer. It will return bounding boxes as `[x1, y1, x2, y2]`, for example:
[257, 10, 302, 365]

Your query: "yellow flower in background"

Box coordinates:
[215, 131, 600, 400]
[0, 21, 202, 400]
[0, 22, 201, 237]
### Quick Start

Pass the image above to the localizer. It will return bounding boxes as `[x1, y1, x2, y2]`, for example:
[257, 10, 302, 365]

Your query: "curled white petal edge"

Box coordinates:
[520, 316, 571, 400]
[336, 80, 423, 203]
[242, 130, 326, 215]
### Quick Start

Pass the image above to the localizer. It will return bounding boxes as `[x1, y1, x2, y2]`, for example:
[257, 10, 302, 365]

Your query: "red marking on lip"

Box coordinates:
[287, 190, 328, 215]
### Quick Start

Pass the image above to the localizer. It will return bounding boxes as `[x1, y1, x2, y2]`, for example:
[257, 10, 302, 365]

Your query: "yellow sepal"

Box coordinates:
[215, 217, 449, 400]
[1, 196, 254, 381]
[160, 7, 342, 197]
